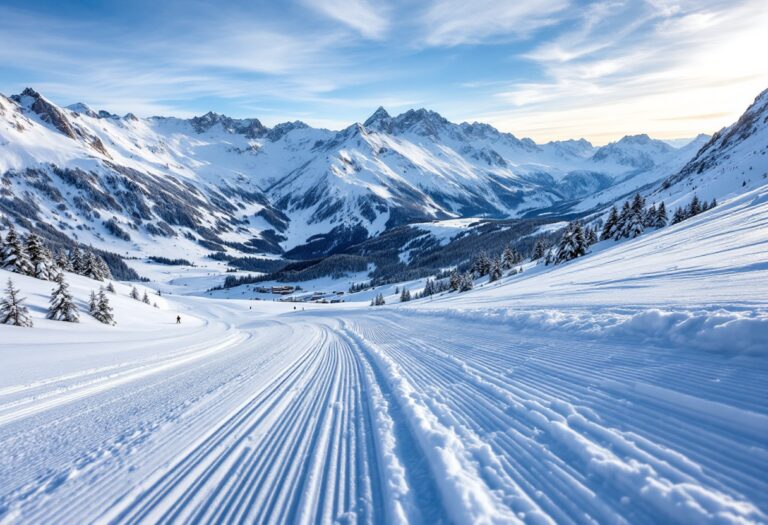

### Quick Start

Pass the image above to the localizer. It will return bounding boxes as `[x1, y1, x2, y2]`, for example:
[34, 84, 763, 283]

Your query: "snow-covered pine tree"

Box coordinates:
[95, 255, 112, 280]
[55, 248, 73, 272]
[0, 278, 33, 327]
[70, 246, 85, 275]
[142, 291, 151, 304]
[422, 278, 435, 297]
[449, 270, 460, 291]
[130, 286, 141, 300]
[92, 289, 115, 325]
[556, 222, 587, 263]
[82, 251, 108, 281]
[700, 200, 710, 212]
[655, 202, 668, 228]
[644, 204, 657, 227]
[585, 226, 598, 246]
[601, 206, 619, 241]
[47, 272, 79, 322]
[623, 194, 646, 239]
[89, 290, 98, 312]
[532, 240, 546, 261]
[489, 257, 503, 282]
[1, 225, 33, 275]
[502, 246, 515, 269]
[106, 281, 116, 293]
[25, 233, 51, 280]
[374, 293, 386, 306]
[613, 201, 632, 240]
[687, 195, 702, 217]
[400, 288, 411, 302]
[671, 207, 686, 224]
[459, 272, 474, 292]
[709, 198, 717, 209]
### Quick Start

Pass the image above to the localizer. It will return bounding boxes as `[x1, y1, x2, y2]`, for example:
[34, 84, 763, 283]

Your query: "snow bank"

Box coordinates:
[411, 307, 768, 355]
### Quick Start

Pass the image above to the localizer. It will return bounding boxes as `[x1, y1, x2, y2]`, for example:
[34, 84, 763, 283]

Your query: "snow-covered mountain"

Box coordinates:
[6, 86, 764, 263]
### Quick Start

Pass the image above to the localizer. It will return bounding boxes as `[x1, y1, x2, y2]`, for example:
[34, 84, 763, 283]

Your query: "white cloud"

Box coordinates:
[482, 0, 768, 143]
[302, 0, 390, 39]
[419, 0, 571, 47]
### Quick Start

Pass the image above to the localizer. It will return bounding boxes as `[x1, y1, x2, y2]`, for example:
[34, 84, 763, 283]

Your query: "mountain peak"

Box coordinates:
[10, 86, 78, 139]
[364, 106, 390, 124]
[67, 102, 98, 118]
[392, 108, 449, 137]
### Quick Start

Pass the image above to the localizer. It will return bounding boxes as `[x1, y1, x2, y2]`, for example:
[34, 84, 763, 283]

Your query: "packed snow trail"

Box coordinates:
[0, 301, 766, 524]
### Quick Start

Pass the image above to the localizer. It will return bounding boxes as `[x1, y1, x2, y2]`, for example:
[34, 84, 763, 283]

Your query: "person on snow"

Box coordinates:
[176, 315, 181, 324]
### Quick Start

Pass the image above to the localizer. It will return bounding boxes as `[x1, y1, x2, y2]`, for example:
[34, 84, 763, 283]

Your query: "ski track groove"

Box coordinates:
[0, 306, 765, 524]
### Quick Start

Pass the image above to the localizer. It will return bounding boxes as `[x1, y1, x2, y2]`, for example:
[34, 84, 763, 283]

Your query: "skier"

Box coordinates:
[176, 315, 181, 324]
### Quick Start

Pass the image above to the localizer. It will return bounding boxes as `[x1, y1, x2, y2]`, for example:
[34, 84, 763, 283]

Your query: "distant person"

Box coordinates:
[176, 315, 181, 324]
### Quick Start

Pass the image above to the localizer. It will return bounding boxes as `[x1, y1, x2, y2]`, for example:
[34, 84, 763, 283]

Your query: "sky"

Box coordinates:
[0, 0, 766, 145]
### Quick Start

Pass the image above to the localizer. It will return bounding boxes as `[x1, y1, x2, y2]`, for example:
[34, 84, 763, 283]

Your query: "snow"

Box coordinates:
[1, 175, 767, 523]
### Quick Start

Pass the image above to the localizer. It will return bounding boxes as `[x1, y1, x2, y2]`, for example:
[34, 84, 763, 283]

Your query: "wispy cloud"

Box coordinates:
[303, 0, 390, 39]
[418, 0, 571, 46]
[480, 0, 768, 142]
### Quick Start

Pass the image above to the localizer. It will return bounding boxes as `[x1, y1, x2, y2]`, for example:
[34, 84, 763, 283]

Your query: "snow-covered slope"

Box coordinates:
[0, 88, 707, 261]
[1, 174, 766, 523]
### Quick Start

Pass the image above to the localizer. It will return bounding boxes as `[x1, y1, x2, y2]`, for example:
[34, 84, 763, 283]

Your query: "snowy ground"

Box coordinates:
[1, 188, 767, 524]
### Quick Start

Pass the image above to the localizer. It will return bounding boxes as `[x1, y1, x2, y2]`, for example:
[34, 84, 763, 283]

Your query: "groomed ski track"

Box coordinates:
[0, 300, 765, 524]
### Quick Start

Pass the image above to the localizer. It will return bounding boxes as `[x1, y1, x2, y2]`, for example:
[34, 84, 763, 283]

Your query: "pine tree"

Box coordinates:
[0, 278, 33, 327]
[655, 202, 668, 228]
[709, 198, 717, 209]
[25, 233, 51, 280]
[373, 293, 385, 306]
[106, 281, 116, 293]
[423, 278, 437, 297]
[613, 201, 632, 240]
[142, 291, 151, 304]
[502, 246, 515, 269]
[47, 272, 79, 322]
[585, 226, 598, 245]
[96, 255, 112, 280]
[458, 272, 474, 292]
[2, 225, 33, 275]
[489, 257, 503, 282]
[644, 204, 657, 228]
[130, 286, 141, 300]
[89, 290, 98, 312]
[400, 288, 411, 302]
[601, 206, 619, 241]
[671, 207, 686, 224]
[92, 289, 115, 325]
[623, 194, 646, 239]
[70, 246, 85, 275]
[688, 195, 702, 217]
[83, 251, 108, 280]
[449, 270, 461, 291]
[556, 221, 587, 263]
[532, 240, 546, 260]
[55, 248, 72, 271]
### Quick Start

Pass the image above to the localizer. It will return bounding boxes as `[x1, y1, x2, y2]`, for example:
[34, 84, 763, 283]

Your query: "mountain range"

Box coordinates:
[1, 86, 766, 264]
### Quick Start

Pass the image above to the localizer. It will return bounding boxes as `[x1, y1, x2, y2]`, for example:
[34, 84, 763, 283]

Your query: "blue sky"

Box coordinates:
[1, 0, 766, 144]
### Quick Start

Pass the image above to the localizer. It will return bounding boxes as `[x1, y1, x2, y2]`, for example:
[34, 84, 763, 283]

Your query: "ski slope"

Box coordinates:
[1, 188, 767, 524]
